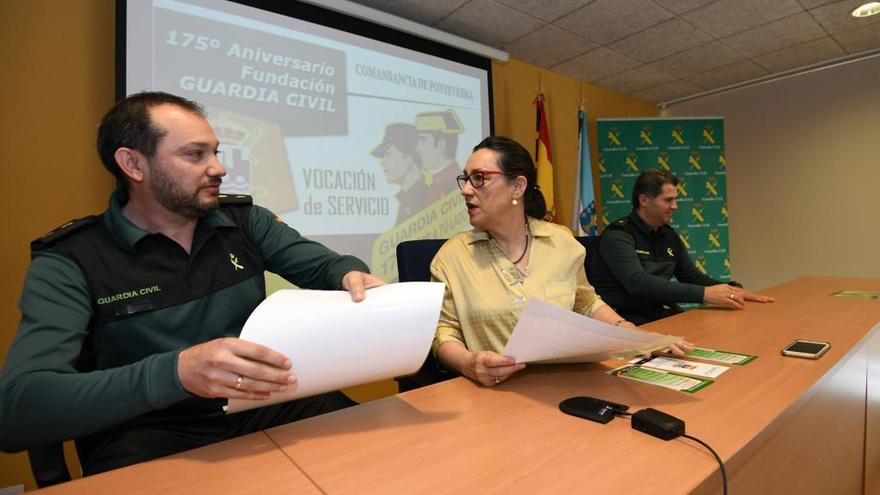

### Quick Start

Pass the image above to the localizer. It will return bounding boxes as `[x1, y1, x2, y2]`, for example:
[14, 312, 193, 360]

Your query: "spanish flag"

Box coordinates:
[534, 94, 555, 221]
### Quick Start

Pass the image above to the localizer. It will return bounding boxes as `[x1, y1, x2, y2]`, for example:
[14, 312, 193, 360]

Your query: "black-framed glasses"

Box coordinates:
[456, 170, 506, 190]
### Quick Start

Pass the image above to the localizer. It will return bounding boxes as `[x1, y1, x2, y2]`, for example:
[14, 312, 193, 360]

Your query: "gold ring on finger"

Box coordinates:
[235, 375, 244, 390]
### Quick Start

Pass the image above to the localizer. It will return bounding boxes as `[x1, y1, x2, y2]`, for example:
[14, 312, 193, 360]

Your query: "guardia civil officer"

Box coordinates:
[0, 91, 384, 475]
[589, 169, 773, 325]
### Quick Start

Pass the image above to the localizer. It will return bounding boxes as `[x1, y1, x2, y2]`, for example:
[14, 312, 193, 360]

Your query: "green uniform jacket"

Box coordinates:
[589, 210, 721, 324]
[0, 189, 368, 460]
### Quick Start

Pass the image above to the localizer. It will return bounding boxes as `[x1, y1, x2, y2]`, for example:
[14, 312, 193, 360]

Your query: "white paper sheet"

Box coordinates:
[503, 298, 682, 364]
[227, 282, 444, 414]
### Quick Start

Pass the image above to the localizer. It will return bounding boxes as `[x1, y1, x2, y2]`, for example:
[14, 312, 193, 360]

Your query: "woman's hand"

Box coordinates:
[666, 339, 695, 356]
[465, 350, 525, 387]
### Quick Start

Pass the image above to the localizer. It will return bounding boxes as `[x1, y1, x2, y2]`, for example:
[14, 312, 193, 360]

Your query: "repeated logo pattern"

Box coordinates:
[596, 118, 731, 282]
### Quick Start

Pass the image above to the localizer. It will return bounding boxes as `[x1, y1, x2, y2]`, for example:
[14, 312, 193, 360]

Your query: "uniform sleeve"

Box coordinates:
[0, 253, 187, 452]
[599, 229, 705, 304]
[249, 205, 369, 289]
[430, 255, 465, 354]
[573, 265, 605, 317]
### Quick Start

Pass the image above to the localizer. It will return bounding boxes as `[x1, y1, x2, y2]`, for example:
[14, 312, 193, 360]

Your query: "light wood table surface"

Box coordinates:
[34, 431, 321, 494]
[31, 277, 879, 494]
[266, 276, 880, 494]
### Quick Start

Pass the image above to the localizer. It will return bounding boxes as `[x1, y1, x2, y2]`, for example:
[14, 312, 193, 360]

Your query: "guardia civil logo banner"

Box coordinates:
[596, 118, 730, 282]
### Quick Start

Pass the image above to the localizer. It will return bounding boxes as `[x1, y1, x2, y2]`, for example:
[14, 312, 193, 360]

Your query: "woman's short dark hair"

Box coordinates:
[96, 91, 205, 186]
[632, 169, 679, 209]
[472, 136, 547, 219]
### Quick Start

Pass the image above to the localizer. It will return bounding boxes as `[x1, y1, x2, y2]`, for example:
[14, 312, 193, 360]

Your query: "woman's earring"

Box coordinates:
[512, 198, 519, 206]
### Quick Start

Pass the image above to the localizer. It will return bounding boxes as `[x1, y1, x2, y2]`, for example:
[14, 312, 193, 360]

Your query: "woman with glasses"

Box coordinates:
[430, 136, 693, 387]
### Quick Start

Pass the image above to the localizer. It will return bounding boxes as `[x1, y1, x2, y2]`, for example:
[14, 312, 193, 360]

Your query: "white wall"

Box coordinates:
[664, 55, 880, 290]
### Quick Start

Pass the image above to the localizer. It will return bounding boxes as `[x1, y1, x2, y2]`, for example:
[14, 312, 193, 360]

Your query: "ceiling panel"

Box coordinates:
[553, 0, 674, 45]
[352, 0, 468, 25]
[753, 37, 847, 72]
[496, 0, 590, 23]
[650, 41, 745, 77]
[721, 12, 828, 57]
[796, 0, 840, 9]
[506, 24, 598, 67]
[436, 0, 545, 46]
[346, 0, 880, 103]
[810, 0, 880, 33]
[681, 0, 804, 38]
[552, 47, 642, 81]
[632, 80, 705, 103]
[685, 59, 769, 89]
[608, 17, 712, 62]
[834, 21, 880, 53]
[652, 0, 718, 15]
[594, 64, 678, 93]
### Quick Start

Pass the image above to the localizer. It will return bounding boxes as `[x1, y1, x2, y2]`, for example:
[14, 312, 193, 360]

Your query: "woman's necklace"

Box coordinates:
[510, 233, 530, 265]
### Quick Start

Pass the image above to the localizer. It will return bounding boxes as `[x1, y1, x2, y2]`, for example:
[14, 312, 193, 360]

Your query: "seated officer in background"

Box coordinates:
[0, 91, 384, 475]
[589, 169, 772, 325]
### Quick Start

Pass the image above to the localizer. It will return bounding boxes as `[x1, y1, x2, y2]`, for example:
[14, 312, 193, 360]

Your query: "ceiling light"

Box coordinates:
[852, 2, 880, 17]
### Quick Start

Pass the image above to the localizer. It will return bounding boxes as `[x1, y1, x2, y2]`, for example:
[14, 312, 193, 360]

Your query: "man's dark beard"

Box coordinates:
[149, 160, 221, 218]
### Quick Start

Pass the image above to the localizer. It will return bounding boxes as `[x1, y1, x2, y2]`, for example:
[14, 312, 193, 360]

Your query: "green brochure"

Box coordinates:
[683, 347, 757, 365]
[831, 290, 880, 300]
[608, 365, 713, 393]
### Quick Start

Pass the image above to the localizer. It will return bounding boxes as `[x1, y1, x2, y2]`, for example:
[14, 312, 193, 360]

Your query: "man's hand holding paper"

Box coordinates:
[178, 338, 297, 401]
[227, 282, 444, 413]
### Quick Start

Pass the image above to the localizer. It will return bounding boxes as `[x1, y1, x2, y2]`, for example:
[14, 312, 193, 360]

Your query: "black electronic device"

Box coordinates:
[629, 408, 728, 495]
[558, 396, 629, 424]
[781, 339, 830, 359]
[631, 408, 685, 440]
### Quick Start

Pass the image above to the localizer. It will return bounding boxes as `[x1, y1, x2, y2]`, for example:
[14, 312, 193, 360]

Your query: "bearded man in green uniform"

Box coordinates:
[0, 92, 384, 477]
[589, 169, 772, 325]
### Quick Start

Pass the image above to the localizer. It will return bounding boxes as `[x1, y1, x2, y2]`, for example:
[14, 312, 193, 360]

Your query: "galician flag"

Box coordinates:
[573, 108, 598, 235]
[534, 93, 555, 221]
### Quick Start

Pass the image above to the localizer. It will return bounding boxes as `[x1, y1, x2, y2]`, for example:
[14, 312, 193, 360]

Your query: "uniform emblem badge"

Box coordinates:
[229, 253, 244, 271]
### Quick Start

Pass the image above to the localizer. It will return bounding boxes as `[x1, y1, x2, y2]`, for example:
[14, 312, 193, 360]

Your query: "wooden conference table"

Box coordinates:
[37, 277, 880, 494]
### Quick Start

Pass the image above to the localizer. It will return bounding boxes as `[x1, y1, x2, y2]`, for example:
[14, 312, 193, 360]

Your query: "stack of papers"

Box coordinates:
[831, 289, 880, 300]
[611, 347, 756, 393]
[629, 356, 729, 379]
[503, 298, 681, 363]
[682, 347, 757, 365]
[609, 366, 713, 393]
[227, 282, 444, 413]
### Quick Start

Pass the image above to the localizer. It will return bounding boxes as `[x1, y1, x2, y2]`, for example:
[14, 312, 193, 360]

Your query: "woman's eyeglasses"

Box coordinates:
[456, 170, 506, 190]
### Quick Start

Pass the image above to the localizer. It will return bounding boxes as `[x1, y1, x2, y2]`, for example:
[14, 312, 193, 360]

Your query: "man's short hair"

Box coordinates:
[96, 91, 205, 186]
[632, 169, 679, 209]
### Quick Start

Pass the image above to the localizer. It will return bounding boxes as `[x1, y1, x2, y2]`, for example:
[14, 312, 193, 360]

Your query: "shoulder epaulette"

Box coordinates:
[605, 217, 630, 230]
[218, 194, 253, 206]
[31, 216, 97, 251]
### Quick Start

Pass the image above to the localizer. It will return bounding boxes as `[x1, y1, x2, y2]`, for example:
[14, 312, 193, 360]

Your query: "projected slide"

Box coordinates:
[125, 0, 491, 280]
